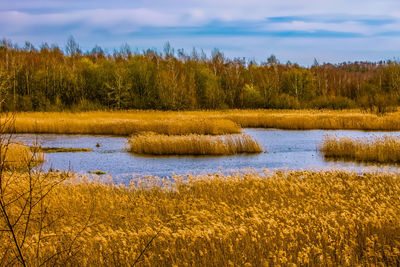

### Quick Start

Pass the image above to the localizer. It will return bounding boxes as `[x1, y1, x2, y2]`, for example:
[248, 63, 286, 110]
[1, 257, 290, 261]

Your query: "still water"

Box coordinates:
[12, 129, 400, 183]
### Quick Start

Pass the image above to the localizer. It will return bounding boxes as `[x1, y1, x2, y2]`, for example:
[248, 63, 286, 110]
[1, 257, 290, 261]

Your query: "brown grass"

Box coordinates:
[9, 112, 241, 136]
[320, 135, 400, 163]
[1, 170, 400, 265]
[8, 109, 400, 136]
[128, 133, 263, 155]
[221, 109, 400, 130]
[0, 143, 44, 169]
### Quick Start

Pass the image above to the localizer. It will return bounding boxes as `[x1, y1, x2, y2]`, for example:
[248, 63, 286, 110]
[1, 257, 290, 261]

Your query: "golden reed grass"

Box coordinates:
[9, 112, 241, 136]
[221, 109, 400, 130]
[128, 133, 263, 155]
[1, 170, 400, 265]
[320, 135, 400, 163]
[8, 109, 400, 135]
[0, 143, 44, 169]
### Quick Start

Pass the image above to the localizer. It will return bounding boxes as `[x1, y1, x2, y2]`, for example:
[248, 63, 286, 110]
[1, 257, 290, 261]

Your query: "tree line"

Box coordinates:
[0, 37, 400, 112]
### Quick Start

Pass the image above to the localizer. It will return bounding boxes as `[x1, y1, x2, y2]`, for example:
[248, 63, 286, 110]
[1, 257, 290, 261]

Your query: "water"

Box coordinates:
[11, 129, 400, 183]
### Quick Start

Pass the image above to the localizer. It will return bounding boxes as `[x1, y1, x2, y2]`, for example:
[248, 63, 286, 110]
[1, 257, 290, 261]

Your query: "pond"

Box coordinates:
[11, 129, 400, 183]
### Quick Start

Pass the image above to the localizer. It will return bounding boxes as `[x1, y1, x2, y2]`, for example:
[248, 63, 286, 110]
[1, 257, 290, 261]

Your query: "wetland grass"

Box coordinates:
[9, 109, 400, 136]
[32, 147, 92, 153]
[221, 109, 400, 130]
[1, 170, 399, 265]
[320, 135, 400, 163]
[10, 112, 241, 136]
[128, 133, 263, 155]
[0, 143, 44, 169]
[87, 170, 106, 175]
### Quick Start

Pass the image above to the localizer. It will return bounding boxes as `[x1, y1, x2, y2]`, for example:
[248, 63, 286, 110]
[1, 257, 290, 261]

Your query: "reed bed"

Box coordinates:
[9, 112, 241, 136]
[128, 133, 263, 155]
[320, 135, 400, 163]
[0, 143, 44, 169]
[33, 147, 92, 153]
[221, 109, 400, 130]
[8, 109, 400, 135]
[1, 170, 400, 266]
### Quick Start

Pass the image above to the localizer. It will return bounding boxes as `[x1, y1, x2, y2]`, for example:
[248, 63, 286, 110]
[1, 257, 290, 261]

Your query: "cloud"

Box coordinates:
[2, 8, 399, 38]
[0, 9, 185, 33]
[1, 0, 400, 64]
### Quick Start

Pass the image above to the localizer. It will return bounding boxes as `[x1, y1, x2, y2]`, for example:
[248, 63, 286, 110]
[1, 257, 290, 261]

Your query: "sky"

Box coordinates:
[1, 0, 400, 65]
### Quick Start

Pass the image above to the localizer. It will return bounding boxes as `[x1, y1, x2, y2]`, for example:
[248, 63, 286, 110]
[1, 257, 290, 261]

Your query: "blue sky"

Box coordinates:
[1, 0, 400, 65]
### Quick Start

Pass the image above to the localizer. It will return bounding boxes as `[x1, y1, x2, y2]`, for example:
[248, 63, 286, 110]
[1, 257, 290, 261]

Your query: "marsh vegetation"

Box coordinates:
[7, 109, 400, 138]
[321, 135, 400, 163]
[129, 133, 263, 155]
[32, 147, 92, 153]
[224, 109, 400, 130]
[1, 170, 399, 265]
[10, 112, 241, 135]
[0, 143, 43, 170]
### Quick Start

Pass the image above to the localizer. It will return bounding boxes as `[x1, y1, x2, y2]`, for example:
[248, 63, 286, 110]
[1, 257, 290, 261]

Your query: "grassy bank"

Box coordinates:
[128, 133, 263, 155]
[7, 109, 400, 136]
[320, 135, 400, 163]
[1, 170, 399, 265]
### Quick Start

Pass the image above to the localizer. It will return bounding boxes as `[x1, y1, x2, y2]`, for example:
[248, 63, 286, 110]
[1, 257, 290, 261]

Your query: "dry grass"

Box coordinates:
[320, 135, 400, 163]
[1, 170, 400, 266]
[128, 133, 263, 155]
[221, 109, 400, 130]
[33, 147, 92, 153]
[0, 143, 44, 169]
[8, 109, 400, 136]
[9, 112, 241, 136]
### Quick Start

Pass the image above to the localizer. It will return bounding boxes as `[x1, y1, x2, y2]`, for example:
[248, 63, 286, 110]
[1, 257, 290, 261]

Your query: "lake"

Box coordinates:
[11, 129, 400, 183]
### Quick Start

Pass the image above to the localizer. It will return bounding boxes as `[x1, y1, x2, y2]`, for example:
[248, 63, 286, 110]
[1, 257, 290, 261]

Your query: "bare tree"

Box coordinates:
[0, 101, 87, 265]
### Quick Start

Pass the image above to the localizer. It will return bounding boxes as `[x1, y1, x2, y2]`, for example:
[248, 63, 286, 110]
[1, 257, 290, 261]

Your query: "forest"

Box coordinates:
[0, 37, 400, 112]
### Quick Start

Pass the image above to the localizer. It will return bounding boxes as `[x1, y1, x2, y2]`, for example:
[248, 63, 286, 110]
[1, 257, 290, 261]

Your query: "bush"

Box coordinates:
[359, 94, 397, 115]
[70, 98, 104, 111]
[243, 84, 264, 108]
[309, 96, 356, 110]
[268, 93, 300, 109]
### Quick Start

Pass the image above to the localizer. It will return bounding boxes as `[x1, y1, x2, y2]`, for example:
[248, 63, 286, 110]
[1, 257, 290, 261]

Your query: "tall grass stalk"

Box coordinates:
[128, 133, 263, 155]
[320, 135, 400, 163]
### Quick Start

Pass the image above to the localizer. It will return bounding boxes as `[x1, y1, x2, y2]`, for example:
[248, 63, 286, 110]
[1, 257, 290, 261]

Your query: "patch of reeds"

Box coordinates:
[87, 170, 106, 175]
[222, 109, 400, 130]
[32, 147, 92, 153]
[320, 135, 400, 163]
[9, 109, 400, 135]
[128, 133, 263, 155]
[1, 170, 400, 265]
[10, 112, 241, 135]
[0, 143, 44, 169]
